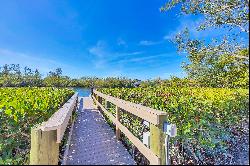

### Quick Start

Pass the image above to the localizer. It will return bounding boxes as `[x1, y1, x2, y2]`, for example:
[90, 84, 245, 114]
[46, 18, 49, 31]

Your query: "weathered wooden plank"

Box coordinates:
[93, 90, 167, 125]
[150, 115, 167, 165]
[30, 128, 59, 165]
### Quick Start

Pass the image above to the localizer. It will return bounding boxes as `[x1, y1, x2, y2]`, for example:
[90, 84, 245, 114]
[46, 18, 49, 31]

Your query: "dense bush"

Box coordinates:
[0, 87, 74, 165]
[98, 87, 249, 164]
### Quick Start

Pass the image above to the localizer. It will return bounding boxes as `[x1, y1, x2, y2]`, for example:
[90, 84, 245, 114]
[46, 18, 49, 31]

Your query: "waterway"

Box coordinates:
[72, 87, 91, 97]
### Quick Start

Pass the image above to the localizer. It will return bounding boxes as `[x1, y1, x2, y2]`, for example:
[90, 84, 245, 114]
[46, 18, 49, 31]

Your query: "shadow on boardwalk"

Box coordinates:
[65, 97, 135, 165]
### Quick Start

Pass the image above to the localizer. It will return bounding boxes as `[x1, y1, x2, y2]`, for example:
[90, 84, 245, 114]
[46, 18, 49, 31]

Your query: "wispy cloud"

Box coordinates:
[110, 53, 177, 66]
[0, 48, 69, 75]
[88, 40, 108, 58]
[139, 40, 161, 46]
[163, 15, 232, 41]
[88, 40, 184, 79]
[88, 40, 143, 69]
[117, 38, 127, 46]
[117, 51, 143, 57]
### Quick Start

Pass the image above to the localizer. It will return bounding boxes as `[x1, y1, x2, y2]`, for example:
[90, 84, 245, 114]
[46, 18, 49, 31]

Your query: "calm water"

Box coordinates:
[72, 87, 91, 97]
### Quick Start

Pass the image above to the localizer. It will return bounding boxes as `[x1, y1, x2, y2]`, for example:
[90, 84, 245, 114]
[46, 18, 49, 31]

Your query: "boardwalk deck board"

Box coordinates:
[65, 97, 136, 165]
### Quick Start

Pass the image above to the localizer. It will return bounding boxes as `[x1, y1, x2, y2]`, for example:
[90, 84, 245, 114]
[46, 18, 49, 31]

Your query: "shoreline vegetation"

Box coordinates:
[0, 64, 248, 89]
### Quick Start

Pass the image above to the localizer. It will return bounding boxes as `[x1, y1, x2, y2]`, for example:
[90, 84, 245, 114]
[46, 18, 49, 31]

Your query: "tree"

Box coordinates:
[33, 69, 42, 86]
[161, 0, 249, 88]
[0, 64, 11, 86]
[0, 64, 139, 88]
[161, 0, 249, 33]
[44, 68, 64, 87]
[0, 64, 23, 86]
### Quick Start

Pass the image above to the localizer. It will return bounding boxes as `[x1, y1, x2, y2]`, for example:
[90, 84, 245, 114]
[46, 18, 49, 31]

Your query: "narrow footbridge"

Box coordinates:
[66, 97, 135, 165]
[30, 90, 171, 165]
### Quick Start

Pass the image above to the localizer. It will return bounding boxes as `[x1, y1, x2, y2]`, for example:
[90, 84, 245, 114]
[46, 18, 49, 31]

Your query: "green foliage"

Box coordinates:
[182, 42, 249, 88]
[76, 76, 136, 88]
[160, 0, 249, 89]
[0, 87, 74, 165]
[0, 64, 137, 88]
[0, 64, 43, 87]
[140, 76, 201, 88]
[160, 0, 249, 33]
[98, 87, 249, 164]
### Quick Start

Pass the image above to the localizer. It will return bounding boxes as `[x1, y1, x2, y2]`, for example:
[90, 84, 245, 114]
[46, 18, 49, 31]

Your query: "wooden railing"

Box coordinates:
[30, 93, 78, 165]
[92, 89, 168, 165]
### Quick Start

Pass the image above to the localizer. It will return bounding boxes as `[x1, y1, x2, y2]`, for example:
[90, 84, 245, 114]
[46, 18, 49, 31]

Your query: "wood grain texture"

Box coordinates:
[30, 128, 59, 165]
[150, 115, 166, 165]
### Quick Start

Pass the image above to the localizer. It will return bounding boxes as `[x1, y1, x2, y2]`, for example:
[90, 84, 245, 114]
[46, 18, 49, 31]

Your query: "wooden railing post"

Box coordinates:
[150, 115, 167, 165]
[93, 93, 96, 103]
[97, 96, 103, 113]
[97, 96, 102, 105]
[115, 106, 121, 140]
[30, 128, 59, 165]
[104, 99, 110, 110]
[90, 88, 93, 96]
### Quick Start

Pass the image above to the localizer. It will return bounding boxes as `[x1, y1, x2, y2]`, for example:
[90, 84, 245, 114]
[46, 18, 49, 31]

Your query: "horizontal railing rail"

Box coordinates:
[30, 92, 78, 165]
[93, 90, 167, 125]
[92, 89, 168, 165]
[40, 93, 78, 143]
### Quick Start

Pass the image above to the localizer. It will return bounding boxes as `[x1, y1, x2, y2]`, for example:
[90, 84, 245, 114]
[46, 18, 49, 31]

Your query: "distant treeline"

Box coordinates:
[0, 64, 140, 88]
[0, 64, 248, 89]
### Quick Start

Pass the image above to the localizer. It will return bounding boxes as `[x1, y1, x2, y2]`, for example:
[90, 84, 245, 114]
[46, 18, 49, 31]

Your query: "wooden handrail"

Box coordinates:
[93, 90, 167, 125]
[92, 95, 160, 164]
[92, 89, 167, 165]
[40, 93, 78, 143]
[30, 93, 78, 165]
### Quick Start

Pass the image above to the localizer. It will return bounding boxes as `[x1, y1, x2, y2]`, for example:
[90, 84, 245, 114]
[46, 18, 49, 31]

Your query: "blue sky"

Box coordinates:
[0, 0, 245, 80]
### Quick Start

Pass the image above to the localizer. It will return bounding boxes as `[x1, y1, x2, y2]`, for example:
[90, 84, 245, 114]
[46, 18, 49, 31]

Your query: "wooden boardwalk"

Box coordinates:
[65, 97, 136, 165]
[30, 91, 168, 165]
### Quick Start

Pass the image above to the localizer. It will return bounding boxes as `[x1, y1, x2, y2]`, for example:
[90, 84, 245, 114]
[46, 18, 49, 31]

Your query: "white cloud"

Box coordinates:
[88, 40, 107, 58]
[114, 53, 176, 65]
[163, 34, 174, 41]
[117, 51, 143, 57]
[126, 54, 162, 62]
[139, 40, 162, 46]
